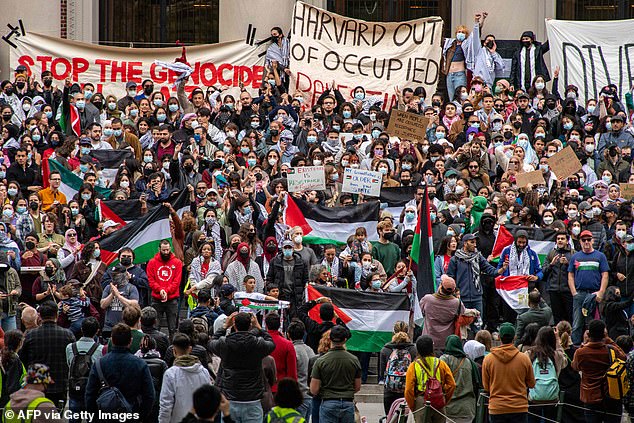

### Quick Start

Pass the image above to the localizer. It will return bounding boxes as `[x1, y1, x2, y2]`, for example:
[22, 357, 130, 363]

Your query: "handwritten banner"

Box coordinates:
[515, 170, 546, 188]
[286, 166, 326, 192]
[620, 184, 634, 200]
[547, 146, 582, 181]
[342, 168, 382, 197]
[386, 109, 428, 141]
[289, 1, 443, 108]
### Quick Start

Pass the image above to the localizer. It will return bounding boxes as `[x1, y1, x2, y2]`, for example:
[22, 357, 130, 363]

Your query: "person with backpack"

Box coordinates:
[482, 322, 535, 422]
[266, 378, 306, 423]
[135, 335, 167, 423]
[524, 326, 567, 423]
[379, 321, 417, 414]
[571, 319, 625, 423]
[3, 363, 63, 423]
[85, 323, 155, 420]
[404, 335, 455, 423]
[65, 317, 102, 423]
[190, 290, 220, 336]
[0, 330, 25, 408]
[440, 335, 481, 423]
[159, 333, 211, 423]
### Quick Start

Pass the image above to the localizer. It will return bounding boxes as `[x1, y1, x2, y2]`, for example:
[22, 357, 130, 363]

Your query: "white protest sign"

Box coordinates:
[10, 33, 266, 99]
[342, 168, 382, 197]
[289, 1, 443, 108]
[546, 19, 634, 104]
[286, 166, 326, 192]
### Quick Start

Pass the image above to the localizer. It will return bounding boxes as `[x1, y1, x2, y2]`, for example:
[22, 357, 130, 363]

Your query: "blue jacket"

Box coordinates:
[447, 252, 498, 302]
[497, 245, 543, 280]
[85, 346, 155, 417]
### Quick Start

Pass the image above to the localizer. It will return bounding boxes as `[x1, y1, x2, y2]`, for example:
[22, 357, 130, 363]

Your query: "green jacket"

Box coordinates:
[0, 268, 21, 316]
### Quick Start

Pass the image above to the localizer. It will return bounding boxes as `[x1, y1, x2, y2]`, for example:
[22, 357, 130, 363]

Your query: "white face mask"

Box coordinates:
[454, 185, 465, 195]
[568, 210, 578, 219]
[543, 216, 554, 225]
[571, 227, 581, 236]
[293, 235, 302, 245]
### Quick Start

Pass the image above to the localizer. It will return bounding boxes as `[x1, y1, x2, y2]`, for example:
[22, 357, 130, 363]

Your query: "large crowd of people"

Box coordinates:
[0, 10, 633, 423]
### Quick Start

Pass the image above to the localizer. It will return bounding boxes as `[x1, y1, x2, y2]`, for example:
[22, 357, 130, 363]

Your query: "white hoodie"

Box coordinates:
[158, 357, 211, 423]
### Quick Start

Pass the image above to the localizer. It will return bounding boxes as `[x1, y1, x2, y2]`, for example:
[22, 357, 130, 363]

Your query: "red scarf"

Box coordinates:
[236, 242, 251, 268]
[263, 236, 278, 263]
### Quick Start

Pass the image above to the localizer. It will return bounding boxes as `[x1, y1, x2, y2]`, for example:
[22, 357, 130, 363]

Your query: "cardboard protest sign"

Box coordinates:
[546, 18, 634, 104]
[289, 1, 443, 108]
[515, 170, 545, 188]
[547, 146, 582, 181]
[10, 32, 265, 99]
[386, 109, 428, 141]
[620, 184, 634, 200]
[342, 168, 382, 197]
[286, 166, 326, 192]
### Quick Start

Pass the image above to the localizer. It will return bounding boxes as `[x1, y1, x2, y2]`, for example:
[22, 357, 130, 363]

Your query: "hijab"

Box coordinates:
[443, 335, 481, 386]
[236, 242, 251, 267]
[464, 340, 486, 361]
[63, 228, 81, 253]
[263, 236, 278, 263]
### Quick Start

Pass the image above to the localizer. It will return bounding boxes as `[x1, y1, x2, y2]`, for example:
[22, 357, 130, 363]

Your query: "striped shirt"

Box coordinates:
[568, 250, 609, 291]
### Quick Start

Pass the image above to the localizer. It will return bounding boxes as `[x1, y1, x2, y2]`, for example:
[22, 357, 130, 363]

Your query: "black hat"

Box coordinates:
[521, 31, 535, 41]
[329, 325, 350, 343]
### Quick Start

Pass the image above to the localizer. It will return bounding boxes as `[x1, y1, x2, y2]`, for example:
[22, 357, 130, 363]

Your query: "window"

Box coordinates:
[99, 0, 219, 47]
[557, 0, 634, 20]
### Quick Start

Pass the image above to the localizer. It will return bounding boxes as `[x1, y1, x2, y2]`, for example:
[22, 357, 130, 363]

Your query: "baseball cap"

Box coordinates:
[205, 188, 219, 196]
[623, 234, 634, 243]
[611, 114, 625, 122]
[281, 239, 293, 249]
[79, 137, 92, 146]
[220, 284, 236, 296]
[444, 169, 459, 178]
[499, 322, 515, 338]
[578, 201, 591, 211]
[280, 130, 294, 141]
[125, 81, 137, 89]
[579, 230, 593, 239]
[605, 204, 618, 214]
[329, 325, 350, 343]
[102, 220, 120, 231]
[516, 92, 529, 100]
[462, 234, 476, 242]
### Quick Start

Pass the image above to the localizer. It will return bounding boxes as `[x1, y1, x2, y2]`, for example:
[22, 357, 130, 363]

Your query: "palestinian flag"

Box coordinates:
[495, 275, 530, 310]
[284, 196, 380, 245]
[89, 150, 133, 187]
[95, 189, 190, 266]
[491, 225, 557, 265]
[236, 297, 290, 311]
[307, 285, 410, 352]
[47, 158, 112, 199]
[380, 186, 416, 219]
[409, 184, 435, 295]
[60, 104, 81, 136]
[100, 199, 148, 224]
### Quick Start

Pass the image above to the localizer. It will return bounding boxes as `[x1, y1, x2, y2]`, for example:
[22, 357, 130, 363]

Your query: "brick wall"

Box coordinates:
[60, 0, 67, 38]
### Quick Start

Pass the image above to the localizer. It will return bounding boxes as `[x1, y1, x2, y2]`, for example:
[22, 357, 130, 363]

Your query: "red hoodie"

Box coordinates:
[267, 329, 298, 392]
[147, 252, 183, 301]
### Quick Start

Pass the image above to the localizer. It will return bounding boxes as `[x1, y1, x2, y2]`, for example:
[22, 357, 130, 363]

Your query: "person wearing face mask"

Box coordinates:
[287, 226, 318, 270]
[577, 201, 607, 251]
[224, 242, 265, 295]
[373, 221, 400, 276]
[104, 118, 142, 159]
[597, 114, 634, 156]
[61, 80, 99, 136]
[99, 264, 141, 338]
[510, 31, 550, 91]
[375, 160, 399, 188]
[169, 143, 201, 190]
[0, 83, 22, 126]
[442, 14, 486, 101]
[398, 206, 418, 237]
[69, 240, 106, 320]
[497, 230, 543, 294]
[596, 145, 629, 185]
[32, 258, 64, 306]
[116, 81, 139, 111]
[266, 239, 310, 311]
[608, 233, 634, 317]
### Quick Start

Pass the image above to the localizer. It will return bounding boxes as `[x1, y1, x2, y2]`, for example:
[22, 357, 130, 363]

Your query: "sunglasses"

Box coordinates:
[68, 233, 77, 237]
[468, 165, 479, 169]
[580, 238, 592, 242]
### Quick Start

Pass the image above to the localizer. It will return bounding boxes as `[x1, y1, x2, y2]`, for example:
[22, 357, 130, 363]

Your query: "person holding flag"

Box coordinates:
[496, 230, 542, 291]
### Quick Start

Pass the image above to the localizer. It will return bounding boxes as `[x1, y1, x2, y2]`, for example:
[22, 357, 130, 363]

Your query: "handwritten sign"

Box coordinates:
[286, 166, 325, 192]
[547, 146, 582, 181]
[620, 184, 634, 200]
[386, 109, 428, 141]
[342, 168, 382, 197]
[515, 170, 546, 188]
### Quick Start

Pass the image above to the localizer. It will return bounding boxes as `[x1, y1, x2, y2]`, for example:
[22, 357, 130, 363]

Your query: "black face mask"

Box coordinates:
[383, 231, 395, 241]
[428, 192, 436, 200]
[2, 114, 11, 121]
[144, 86, 154, 96]
[546, 102, 556, 110]
[4, 88, 13, 96]
[270, 129, 279, 137]
[160, 252, 171, 261]
[15, 82, 25, 90]
[43, 79, 52, 88]
[513, 121, 522, 130]
[313, 113, 323, 120]
[568, 181, 580, 189]
[463, 111, 473, 120]
[503, 131, 513, 140]
[231, 242, 240, 250]
[281, 171, 288, 178]
[120, 257, 132, 267]
[92, 101, 103, 110]
[522, 41, 532, 48]
[266, 244, 277, 253]
[485, 40, 494, 49]
[144, 168, 154, 176]
[44, 266, 55, 276]
[184, 164, 194, 172]
[25, 241, 35, 250]
[29, 201, 39, 211]
[432, 101, 441, 108]
[239, 250, 249, 258]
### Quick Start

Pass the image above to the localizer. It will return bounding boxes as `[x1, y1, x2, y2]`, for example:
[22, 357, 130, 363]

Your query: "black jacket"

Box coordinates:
[266, 252, 309, 305]
[297, 299, 349, 353]
[510, 41, 550, 90]
[610, 244, 634, 297]
[544, 246, 573, 293]
[208, 329, 275, 401]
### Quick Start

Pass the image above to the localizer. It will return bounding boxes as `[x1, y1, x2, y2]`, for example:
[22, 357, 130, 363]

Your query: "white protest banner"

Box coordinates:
[286, 166, 326, 192]
[9, 33, 266, 100]
[546, 19, 634, 104]
[342, 168, 382, 197]
[289, 1, 443, 108]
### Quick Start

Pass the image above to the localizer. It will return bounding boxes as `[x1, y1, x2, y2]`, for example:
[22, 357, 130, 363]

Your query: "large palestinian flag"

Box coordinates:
[409, 184, 435, 295]
[95, 190, 190, 266]
[380, 186, 417, 218]
[284, 196, 380, 245]
[89, 150, 134, 186]
[306, 285, 410, 352]
[100, 199, 147, 224]
[47, 158, 112, 199]
[491, 225, 557, 265]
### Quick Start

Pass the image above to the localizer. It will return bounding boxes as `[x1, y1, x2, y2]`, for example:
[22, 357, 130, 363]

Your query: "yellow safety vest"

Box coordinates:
[3, 396, 54, 423]
[414, 357, 441, 393]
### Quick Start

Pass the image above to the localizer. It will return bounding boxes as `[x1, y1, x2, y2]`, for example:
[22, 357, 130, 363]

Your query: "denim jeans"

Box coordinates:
[572, 291, 590, 345]
[0, 313, 16, 332]
[462, 297, 483, 332]
[229, 400, 263, 423]
[312, 396, 322, 423]
[297, 397, 313, 422]
[319, 399, 355, 423]
[446, 71, 467, 100]
[68, 397, 83, 423]
[584, 399, 622, 423]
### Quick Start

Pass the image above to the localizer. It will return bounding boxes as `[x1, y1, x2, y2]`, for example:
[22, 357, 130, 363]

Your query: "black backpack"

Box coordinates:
[68, 342, 99, 400]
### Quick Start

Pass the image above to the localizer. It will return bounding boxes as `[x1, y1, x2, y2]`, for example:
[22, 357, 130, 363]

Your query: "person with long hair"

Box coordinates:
[0, 330, 24, 407]
[434, 235, 457, 286]
[383, 260, 416, 293]
[525, 326, 567, 423]
[516, 322, 540, 352]
[70, 241, 106, 320]
[185, 241, 223, 299]
[379, 321, 417, 414]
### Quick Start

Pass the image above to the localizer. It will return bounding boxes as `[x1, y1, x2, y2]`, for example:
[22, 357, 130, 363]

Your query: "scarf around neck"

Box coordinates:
[455, 249, 481, 289]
